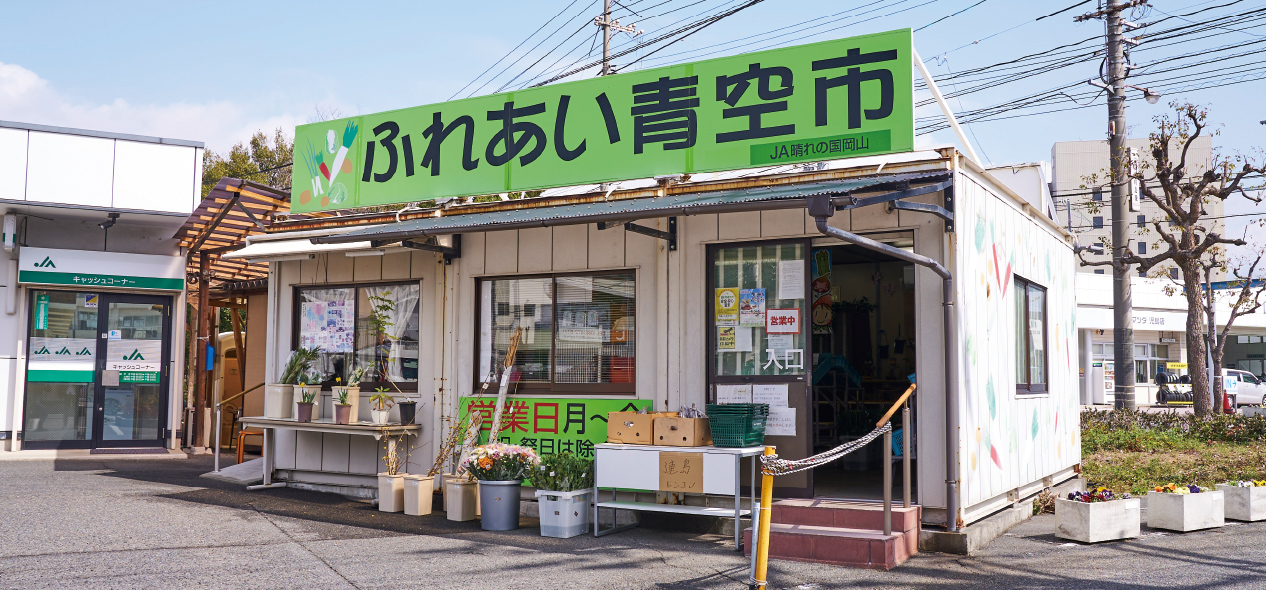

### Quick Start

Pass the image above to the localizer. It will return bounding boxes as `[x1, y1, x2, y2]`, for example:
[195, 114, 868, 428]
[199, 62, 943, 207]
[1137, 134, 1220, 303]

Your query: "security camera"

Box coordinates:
[98, 212, 119, 230]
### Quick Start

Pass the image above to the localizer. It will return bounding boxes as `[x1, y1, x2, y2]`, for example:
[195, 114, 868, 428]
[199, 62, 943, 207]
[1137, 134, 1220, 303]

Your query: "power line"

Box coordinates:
[451, 0, 592, 99]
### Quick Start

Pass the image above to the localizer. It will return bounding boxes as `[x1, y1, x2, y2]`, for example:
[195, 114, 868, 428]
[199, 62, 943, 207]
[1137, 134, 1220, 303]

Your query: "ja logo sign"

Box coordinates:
[33, 257, 55, 268]
[124, 349, 145, 361]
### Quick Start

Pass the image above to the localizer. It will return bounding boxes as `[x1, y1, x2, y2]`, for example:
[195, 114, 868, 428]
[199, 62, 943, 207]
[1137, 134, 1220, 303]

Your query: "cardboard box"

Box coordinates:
[654, 417, 713, 447]
[608, 412, 654, 444]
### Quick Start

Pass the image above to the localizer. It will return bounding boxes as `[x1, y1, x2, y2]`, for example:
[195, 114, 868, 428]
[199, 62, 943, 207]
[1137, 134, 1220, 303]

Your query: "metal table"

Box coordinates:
[593, 443, 764, 549]
[237, 417, 421, 489]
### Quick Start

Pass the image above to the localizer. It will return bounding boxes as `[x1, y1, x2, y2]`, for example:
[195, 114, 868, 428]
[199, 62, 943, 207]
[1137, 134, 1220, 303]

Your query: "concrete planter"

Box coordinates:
[263, 384, 293, 419]
[1147, 491, 1224, 532]
[377, 473, 405, 512]
[1055, 498, 1141, 543]
[1215, 484, 1266, 522]
[1240, 406, 1266, 418]
[535, 489, 593, 538]
[403, 475, 435, 516]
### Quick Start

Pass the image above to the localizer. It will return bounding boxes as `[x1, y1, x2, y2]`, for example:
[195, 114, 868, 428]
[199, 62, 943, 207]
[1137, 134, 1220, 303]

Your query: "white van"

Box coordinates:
[1225, 369, 1266, 406]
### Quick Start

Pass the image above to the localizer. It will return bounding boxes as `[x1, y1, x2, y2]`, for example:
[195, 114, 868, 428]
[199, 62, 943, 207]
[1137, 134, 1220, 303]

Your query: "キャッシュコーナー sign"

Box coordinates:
[291, 29, 913, 212]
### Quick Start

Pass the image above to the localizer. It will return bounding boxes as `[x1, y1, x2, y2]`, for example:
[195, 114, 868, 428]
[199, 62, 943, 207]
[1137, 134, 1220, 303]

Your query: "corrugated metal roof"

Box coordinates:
[314, 170, 950, 244]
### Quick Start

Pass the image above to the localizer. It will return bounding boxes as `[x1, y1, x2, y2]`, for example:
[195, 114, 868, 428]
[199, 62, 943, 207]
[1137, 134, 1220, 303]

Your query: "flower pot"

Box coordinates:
[371, 409, 391, 425]
[404, 475, 435, 516]
[535, 489, 593, 538]
[377, 473, 405, 513]
[478, 480, 522, 531]
[1215, 484, 1266, 521]
[295, 402, 314, 423]
[333, 404, 352, 425]
[445, 479, 478, 522]
[1055, 498, 1140, 543]
[263, 384, 293, 419]
[293, 385, 323, 420]
[333, 387, 360, 422]
[1147, 490, 1224, 532]
[398, 401, 417, 425]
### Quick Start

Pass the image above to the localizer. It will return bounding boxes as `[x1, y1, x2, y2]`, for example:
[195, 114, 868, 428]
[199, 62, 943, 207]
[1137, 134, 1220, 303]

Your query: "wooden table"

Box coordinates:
[238, 417, 421, 488]
[593, 443, 764, 549]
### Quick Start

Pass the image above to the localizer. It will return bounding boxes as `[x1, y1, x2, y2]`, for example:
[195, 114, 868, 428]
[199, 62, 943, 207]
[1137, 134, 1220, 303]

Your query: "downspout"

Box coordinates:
[808, 197, 959, 532]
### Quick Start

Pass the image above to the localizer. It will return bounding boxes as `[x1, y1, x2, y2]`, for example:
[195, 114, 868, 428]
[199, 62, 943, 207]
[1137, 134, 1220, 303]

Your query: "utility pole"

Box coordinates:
[594, 0, 639, 75]
[1077, 0, 1149, 409]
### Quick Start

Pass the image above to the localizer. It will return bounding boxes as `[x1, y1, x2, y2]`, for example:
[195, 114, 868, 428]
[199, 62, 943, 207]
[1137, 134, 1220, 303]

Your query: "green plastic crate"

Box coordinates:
[706, 404, 769, 447]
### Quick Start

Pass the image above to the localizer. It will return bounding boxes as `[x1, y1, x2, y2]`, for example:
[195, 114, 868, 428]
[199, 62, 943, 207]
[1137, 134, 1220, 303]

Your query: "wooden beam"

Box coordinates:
[230, 308, 246, 391]
[208, 299, 247, 310]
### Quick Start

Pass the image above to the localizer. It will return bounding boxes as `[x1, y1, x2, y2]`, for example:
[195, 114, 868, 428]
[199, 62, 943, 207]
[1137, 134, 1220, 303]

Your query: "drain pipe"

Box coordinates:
[808, 196, 960, 532]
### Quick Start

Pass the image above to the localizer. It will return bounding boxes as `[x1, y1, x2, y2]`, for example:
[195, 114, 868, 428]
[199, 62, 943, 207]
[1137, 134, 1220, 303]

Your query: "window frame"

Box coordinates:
[290, 280, 422, 393]
[1014, 275, 1049, 395]
[473, 269, 637, 396]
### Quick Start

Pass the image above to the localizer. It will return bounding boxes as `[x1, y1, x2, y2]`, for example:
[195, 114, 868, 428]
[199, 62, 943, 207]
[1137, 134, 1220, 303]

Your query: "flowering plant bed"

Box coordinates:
[460, 443, 540, 482]
[1055, 487, 1140, 543]
[1215, 480, 1266, 522]
[1147, 484, 1224, 532]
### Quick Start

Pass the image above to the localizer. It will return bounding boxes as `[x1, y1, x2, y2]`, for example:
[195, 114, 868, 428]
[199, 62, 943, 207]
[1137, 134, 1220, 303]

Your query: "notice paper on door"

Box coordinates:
[776, 260, 805, 301]
[765, 406, 797, 436]
[716, 384, 752, 404]
[753, 384, 788, 407]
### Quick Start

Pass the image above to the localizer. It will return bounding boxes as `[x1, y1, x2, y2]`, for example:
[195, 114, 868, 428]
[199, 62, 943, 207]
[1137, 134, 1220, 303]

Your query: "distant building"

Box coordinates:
[1049, 136, 1219, 279]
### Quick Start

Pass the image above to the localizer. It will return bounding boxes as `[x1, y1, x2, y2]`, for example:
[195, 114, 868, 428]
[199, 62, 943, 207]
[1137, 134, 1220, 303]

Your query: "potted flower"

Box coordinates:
[1054, 487, 1139, 543]
[332, 366, 366, 423]
[267, 348, 317, 419]
[533, 452, 595, 538]
[460, 443, 540, 531]
[333, 387, 353, 425]
[377, 433, 406, 513]
[294, 369, 325, 422]
[370, 388, 395, 425]
[1214, 479, 1266, 521]
[1147, 483, 1225, 532]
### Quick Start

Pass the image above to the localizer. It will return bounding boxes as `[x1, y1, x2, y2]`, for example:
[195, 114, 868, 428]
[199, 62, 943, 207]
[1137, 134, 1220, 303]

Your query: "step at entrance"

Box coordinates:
[744, 499, 920, 570]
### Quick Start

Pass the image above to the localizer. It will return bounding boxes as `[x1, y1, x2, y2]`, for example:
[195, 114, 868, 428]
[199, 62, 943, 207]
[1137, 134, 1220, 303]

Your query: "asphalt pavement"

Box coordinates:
[0, 455, 1261, 589]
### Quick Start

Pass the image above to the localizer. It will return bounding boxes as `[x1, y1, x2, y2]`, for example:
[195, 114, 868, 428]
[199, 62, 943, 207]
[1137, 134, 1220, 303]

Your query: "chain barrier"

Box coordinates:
[759, 422, 892, 476]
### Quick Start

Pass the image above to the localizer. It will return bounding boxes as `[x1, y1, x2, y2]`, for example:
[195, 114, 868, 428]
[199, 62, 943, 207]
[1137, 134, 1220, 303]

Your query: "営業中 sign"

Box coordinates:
[291, 29, 914, 212]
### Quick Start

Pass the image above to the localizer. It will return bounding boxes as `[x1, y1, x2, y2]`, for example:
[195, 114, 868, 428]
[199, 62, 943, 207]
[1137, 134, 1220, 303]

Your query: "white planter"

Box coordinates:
[446, 479, 478, 521]
[1147, 490, 1224, 532]
[1054, 498, 1140, 543]
[403, 475, 435, 516]
[293, 386, 323, 420]
[535, 489, 593, 538]
[263, 384, 293, 419]
[371, 409, 391, 425]
[1215, 484, 1266, 522]
[333, 387, 361, 422]
[1240, 406, 1266, 418]
[377, 473, 405, 513]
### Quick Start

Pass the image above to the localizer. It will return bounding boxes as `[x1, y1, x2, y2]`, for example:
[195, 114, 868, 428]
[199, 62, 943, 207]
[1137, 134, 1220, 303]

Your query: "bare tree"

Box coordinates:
[1079, 103, 1264, 416]
[1205, 249, 1266, 410]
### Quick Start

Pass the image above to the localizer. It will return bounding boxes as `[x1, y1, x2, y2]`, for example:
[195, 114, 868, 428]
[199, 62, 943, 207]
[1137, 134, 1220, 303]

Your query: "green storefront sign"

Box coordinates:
[34, 293, 48, 330]
[18, 270, 184, 291]
[459, 396, 652, 457]
[292, 29, 914, 213]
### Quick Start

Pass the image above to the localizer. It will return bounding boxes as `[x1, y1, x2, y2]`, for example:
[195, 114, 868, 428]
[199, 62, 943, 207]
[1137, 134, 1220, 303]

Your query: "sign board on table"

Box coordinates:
[290, 29, 915, 212]
[659, 451, 704, 492]
[459, 396, 651, 457]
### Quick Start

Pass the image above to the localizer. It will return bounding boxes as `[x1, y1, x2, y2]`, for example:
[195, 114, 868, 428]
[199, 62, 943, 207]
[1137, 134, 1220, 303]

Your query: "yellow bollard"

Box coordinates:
[753, 446, 775, 589]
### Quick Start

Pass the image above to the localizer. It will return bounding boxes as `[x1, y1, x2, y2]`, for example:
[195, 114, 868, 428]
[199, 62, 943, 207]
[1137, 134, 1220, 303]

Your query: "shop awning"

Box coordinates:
[311, 170, 952, 245]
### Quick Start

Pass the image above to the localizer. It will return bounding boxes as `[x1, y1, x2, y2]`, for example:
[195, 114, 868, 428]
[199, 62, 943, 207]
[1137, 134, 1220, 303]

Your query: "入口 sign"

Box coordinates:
[291, 29, 914, 212]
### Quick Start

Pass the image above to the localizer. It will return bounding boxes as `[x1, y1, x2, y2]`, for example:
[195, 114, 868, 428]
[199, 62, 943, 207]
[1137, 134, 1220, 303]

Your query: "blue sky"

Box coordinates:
[1, 0, 1261, 233]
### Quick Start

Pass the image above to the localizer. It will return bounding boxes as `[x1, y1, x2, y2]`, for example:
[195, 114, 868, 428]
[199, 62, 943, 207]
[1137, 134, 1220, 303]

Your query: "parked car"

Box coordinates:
[1225, 369, 1266, 406]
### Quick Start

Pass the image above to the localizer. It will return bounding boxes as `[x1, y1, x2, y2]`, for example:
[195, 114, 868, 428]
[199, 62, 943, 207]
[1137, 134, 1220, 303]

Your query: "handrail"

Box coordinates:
[216, 382, 265, 409]
[876, 383, 916, 428]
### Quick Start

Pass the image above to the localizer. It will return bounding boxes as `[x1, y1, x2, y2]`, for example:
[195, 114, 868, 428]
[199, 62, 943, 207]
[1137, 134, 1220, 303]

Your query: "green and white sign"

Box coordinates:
[18, 247, 185, 291]
[459, 396, 652, 456]
[292, 29, 914, 213]
[28, 337, 96, 383]
[106, 340, 162, 383]
[34, 293, 49, 330]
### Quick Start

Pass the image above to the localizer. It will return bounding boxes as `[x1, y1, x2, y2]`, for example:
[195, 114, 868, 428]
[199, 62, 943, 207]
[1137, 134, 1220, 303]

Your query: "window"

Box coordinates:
[1093, 189, 1103, 201]
[1169, 268, 1179, 279]
[1138, 268, 1147, 277]
[477, 271, 635, 393]
[1094, 269, 1105, 275]
[1137, 241, 1147, 254]
[1092, 216, 1104, 229]
[710, 241, 807, 378]
[294, 283, 421, 390]
[1137, 214, 1146, 228]
[1015, 276, 1047, 393]
[1136, 343, 1171, 383]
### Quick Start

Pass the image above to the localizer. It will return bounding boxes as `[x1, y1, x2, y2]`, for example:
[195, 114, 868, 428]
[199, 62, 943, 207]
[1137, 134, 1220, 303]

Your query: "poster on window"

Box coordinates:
[300, 300, 354, 352]
[739, 288, 766, 327]
[766, 309, 801, 334]
[715, 288, 739, 326]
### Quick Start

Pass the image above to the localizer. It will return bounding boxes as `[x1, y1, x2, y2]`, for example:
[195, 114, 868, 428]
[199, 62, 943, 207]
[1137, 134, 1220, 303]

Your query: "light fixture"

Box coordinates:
[344, 249, 386, 258]
[1142, 88, 1161, 104]
[98, 212, 119, 230]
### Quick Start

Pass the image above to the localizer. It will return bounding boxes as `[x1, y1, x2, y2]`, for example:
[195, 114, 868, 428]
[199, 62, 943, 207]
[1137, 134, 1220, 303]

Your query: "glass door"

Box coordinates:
[22, 291, 99, 449]
[94, 294, 170, 447]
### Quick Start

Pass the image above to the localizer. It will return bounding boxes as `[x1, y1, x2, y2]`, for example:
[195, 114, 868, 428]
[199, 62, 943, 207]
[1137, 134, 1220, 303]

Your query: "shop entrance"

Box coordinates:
[807, 241, 917, 501]
[23, 290, 172, 450]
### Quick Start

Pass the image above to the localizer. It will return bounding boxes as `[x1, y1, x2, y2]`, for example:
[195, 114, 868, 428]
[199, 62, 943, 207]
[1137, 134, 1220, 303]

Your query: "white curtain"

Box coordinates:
[365, 284, 419, 382]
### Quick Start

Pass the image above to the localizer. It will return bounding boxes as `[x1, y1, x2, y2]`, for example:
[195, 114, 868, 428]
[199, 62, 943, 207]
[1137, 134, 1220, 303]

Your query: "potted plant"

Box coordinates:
[333, 386, 353, 425]
[370, 388, 395, 425]
[1147, 483, 1225, 532]
[1054, 487, 1139, 543]
[533, 452, 595, 538]
[460, 443, 540, 531]
[294, 369, 324, 422]
[377, 433, 406, 513]
[1214, 479, 1266, 521]
[332, 366, 366, 423]
[397, 395, 418, 426]
[267, 348, 317, 419]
